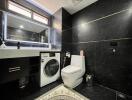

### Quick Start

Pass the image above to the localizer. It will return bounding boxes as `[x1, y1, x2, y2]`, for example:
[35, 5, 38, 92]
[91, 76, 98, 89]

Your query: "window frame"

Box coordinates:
[33, 12, 49, 25]
[8, 0, 32, 18]
[8, 0, 49, 25]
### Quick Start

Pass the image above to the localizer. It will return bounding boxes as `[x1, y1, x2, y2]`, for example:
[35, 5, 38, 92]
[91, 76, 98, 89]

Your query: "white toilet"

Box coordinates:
[61, 55, 85, 88]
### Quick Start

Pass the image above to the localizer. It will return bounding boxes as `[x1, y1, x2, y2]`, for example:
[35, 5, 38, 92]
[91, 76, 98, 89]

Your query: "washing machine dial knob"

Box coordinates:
[41, 59, 44, 62]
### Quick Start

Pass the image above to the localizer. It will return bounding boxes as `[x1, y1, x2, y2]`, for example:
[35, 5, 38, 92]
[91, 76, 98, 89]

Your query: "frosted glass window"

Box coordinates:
[8, 1, 32, 18]
[33, 13, 48, 25]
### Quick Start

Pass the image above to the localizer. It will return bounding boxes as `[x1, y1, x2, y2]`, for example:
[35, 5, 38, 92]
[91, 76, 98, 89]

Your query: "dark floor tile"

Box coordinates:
[117, 93, 132, 100]
[75, 83, 116, 100]
[2, 78, 131, 100]
[0, 78, 61, 100]
[22, 80, 61, 100]
[95, 39, 132, 96]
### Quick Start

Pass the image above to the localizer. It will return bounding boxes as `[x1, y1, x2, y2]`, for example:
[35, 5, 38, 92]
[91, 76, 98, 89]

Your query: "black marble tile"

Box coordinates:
[117, 93, 132, 100]
[72, 9, 132, 42]
[21, 79, 62, 100]
[95, 39, 132, 96]
[2, 76, 132, 100]
[71, 39, 132, 97]
[72, 0, 132, 28]
[75, 83, 116, 100]
[62, 8, 72, 45]
[62, 28, 72, 43]
[71, 0, 132, 98]
[95, 11, 132, 40]
[62, 43, 72, 52]
[72, 21, 100, 42]
[62, 8, 72, 28]
[72, 43, 96, 73]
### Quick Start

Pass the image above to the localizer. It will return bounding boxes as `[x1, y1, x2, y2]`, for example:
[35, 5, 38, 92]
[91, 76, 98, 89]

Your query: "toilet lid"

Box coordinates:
[61, 65, 81, 74]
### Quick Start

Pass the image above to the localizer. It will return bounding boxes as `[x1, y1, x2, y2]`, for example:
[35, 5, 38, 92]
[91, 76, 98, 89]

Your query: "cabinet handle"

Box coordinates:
[9, 67, 21, 72]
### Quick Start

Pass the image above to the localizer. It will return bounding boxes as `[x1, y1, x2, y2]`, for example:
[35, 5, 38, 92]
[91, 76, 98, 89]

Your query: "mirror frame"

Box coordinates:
[3, 11, 51, 45]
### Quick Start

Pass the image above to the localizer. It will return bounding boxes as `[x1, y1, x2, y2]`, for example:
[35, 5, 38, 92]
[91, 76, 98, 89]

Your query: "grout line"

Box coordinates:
[74, 9, 130, 27]
[63, 24, 72, 29]
[62, 42, 72, 44]
[116, 92, 117, 100]
[62, 8, 131, 32]
[96, 83, 132, 98]
[71, 38, 132, 44]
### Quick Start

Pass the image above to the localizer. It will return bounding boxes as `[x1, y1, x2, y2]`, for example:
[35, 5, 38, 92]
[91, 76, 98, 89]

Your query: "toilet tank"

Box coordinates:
[70, 55, 85, 68]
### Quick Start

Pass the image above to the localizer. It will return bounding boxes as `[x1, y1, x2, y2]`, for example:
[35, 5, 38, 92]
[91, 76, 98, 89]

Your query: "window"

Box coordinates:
[8, 0, 49, 25]
[8, 1, 32, 18]
[33, 13, 48, 25]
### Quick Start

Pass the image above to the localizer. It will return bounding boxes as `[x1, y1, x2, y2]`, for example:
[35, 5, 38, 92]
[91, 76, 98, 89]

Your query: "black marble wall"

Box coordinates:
[61, 8, 72, 68]
[71, 0, 132, 96]
[62, 8, 72, 52]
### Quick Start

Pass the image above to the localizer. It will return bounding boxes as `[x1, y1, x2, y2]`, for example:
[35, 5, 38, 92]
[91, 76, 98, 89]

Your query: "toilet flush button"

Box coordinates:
[112, 49, 116, 53]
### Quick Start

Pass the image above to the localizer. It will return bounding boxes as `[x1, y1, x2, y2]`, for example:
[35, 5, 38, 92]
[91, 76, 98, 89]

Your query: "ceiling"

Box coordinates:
[26, 0, 98, 15]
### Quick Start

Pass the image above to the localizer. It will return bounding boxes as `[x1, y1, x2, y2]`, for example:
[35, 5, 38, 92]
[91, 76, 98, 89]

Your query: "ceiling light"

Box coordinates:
[19, 25, 24, 29]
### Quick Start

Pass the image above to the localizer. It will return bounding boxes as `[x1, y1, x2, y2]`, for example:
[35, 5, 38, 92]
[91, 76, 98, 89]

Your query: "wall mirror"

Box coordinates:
[4, 12, 50, 45]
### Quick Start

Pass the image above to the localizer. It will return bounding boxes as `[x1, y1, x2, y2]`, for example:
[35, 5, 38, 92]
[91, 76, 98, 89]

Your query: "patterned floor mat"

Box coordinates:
[35, 84, 89, 100]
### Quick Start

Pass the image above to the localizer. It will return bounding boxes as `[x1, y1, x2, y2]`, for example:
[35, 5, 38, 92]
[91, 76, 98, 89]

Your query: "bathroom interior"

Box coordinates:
[0, 0, 132, 100]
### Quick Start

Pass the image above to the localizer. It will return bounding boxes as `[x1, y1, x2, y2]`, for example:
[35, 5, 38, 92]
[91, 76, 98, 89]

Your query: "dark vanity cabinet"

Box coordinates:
[0, 57, 30, 84]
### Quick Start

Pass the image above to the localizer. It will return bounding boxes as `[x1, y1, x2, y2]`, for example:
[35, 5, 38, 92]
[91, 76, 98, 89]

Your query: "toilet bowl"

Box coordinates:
[61, 55, 85, 88]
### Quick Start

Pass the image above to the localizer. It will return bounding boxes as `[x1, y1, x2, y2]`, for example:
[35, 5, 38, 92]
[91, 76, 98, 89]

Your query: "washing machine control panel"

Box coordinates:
[41, 53, 60, 58]
[41, 53, 50, 57]
[49, 53, 55, 57]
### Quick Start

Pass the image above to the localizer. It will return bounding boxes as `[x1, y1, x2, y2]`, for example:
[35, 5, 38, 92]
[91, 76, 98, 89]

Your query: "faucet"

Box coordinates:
[17, 42, 20, 49]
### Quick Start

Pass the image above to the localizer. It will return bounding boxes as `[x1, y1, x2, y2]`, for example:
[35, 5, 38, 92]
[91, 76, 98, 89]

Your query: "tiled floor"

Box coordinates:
[75, 83, 116, 100]
[0, 78, 132, 100]
[75, 83, 132, 100]
[35, 84, 89, 100]
[0, 78, 61, 100]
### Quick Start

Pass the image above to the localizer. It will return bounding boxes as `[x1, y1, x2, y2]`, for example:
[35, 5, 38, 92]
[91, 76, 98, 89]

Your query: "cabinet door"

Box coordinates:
[0, 57, 30, 84]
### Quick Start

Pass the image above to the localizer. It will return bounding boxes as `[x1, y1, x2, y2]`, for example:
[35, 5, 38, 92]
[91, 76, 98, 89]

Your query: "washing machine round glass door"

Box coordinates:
[44, 59, 59, 77]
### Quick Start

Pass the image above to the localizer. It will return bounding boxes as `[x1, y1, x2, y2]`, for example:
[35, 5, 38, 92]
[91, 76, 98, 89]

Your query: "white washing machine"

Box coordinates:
[40, 52, 60, 87]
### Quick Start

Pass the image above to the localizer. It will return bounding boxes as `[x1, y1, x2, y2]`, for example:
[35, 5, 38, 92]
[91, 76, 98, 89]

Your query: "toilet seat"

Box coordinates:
[61, 65, 81, 74]
[61, 72, 81, 79]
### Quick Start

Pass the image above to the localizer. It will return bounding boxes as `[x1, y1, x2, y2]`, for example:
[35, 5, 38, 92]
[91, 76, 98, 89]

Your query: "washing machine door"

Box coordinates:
[44, 59, 59, 77]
